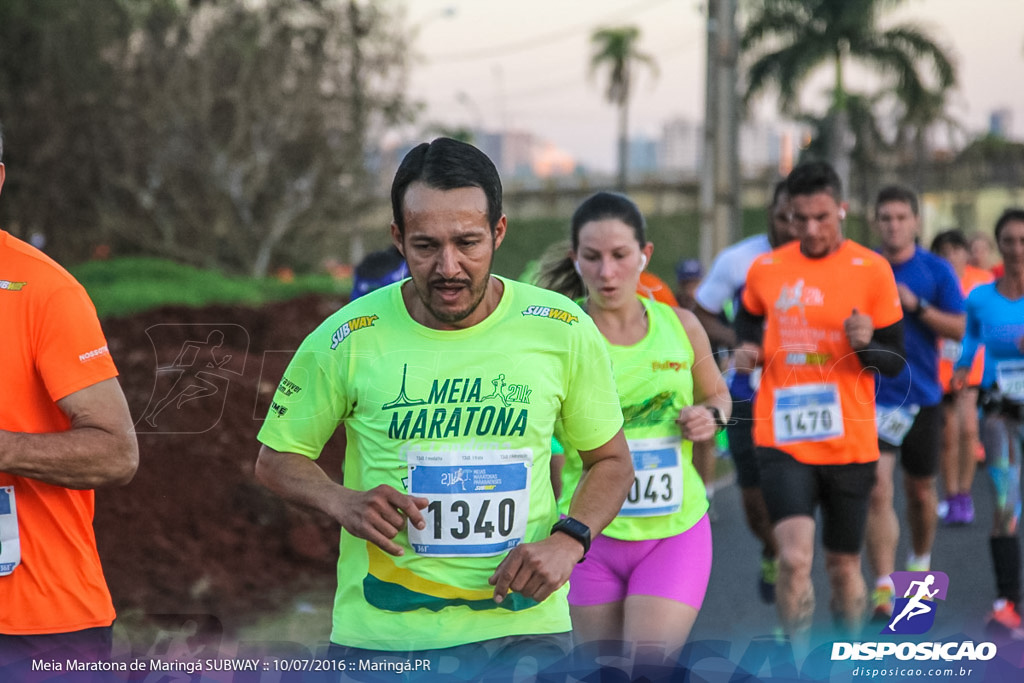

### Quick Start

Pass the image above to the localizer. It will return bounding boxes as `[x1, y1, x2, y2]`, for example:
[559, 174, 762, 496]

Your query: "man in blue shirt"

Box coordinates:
[867, 186, 966, 622]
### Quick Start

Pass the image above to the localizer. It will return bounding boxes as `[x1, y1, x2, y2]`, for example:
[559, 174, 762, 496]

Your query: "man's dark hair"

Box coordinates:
[876, 185, 919, 216]
[930, 228, 969, 254]
[995, 208, 1024, 242]
[390, 137, 502, 234]
[355, 245, 405, 280]
[785, 160, 842, 200]
[351, 245, 408, 300]
[771, 179, 788, 208]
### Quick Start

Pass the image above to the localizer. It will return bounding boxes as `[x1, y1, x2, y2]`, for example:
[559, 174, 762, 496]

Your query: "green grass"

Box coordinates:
[70, 257, 349, 318]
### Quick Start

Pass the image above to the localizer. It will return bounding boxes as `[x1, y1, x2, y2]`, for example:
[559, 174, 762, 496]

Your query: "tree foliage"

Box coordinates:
[0, 0, 413, 275]
[742, 0, 955, 114]
[589, 25, 657, 191]
[740, 0, 957, 191]
[0, 0, 133, 260]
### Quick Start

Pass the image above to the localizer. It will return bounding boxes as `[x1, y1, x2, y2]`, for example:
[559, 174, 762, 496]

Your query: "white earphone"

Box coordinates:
[838, 208, 847, 219]
[573, 260, 582, 276]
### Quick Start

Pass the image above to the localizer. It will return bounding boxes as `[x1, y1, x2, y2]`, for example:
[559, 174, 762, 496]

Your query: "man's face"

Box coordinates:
[875, 200, 919, 254]
[998, 219, 1024, 268]
[790, 191, 846, 258]
[677, 279, 699, 310]
[969, 237, 993, 268]
[936, 243, 968, 273]
[392, 182, 505, 330]
[770, 194, 798, 246]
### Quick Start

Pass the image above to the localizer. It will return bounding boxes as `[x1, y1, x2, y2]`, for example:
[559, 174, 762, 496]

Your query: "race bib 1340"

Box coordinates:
[407, 448, 532, 557]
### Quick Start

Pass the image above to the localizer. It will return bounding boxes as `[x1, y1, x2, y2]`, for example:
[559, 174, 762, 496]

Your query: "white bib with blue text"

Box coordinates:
[772, 383, 844, 444]
[407, 447, 532, 557]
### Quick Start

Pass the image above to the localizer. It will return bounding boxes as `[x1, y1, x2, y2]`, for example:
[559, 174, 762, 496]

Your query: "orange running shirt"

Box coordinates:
[0, 231, 119, 635]
[938, 264, 994, 391]
[741, 240, 903, 465]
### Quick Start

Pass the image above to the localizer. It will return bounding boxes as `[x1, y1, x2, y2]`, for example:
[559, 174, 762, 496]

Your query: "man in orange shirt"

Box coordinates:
[735, 161, 905, 640]
[0, 125, 138, 673]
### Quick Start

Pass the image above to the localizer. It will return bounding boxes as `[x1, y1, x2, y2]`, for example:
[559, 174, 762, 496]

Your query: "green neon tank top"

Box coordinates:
[558, 297, 708, 540]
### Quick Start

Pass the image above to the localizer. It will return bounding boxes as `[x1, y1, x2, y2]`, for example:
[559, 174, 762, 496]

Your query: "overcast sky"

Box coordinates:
[403, 0, 1024, 172]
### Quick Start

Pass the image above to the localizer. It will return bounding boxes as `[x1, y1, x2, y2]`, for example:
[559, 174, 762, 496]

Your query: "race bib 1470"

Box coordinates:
[772, 383, 844, 445]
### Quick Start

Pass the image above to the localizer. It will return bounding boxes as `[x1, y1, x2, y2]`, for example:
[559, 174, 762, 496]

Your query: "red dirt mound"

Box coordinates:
[94, 294, 348, 631]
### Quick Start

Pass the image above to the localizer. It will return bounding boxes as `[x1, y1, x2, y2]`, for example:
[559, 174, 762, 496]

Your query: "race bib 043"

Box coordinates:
[407, 448, 532, 557]
[621, 436, 683, 517]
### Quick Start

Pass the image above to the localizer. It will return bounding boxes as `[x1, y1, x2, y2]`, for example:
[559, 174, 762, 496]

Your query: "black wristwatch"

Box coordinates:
[551, 517, 591, 562]
[707, 405, 728, 432]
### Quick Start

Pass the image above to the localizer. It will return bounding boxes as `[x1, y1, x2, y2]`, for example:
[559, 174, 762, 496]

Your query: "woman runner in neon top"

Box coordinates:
[537, 191, 730, 660]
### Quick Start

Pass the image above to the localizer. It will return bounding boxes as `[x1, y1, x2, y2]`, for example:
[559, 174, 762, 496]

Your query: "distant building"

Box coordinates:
[629, 136, 659, 174]
[989, 108, 1014, 139]
[475, 132, 505, 175]
[659, 118, 702, 173]
[476, 129, 538, 178]
[739, 121, 782, 175]
[533, 141, 576, 177]
[657, 116, 790, 176]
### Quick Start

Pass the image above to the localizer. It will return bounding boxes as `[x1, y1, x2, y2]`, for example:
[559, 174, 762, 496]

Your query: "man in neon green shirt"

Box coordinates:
[255, 138, 632, 673]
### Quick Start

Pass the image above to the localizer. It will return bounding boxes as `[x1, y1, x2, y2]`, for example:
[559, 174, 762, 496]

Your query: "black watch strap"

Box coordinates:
[551, 517, 591, 562]
[708, 405, 728, 432]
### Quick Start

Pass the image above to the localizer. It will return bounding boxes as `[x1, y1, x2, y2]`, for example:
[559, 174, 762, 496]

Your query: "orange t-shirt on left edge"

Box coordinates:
[0, 230, 120, 635]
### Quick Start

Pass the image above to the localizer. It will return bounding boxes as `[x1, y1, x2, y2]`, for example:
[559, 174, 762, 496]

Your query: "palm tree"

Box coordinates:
[590, 25, 657, 191]
[894, 86, 964, 189]
[742, 0, 956, 191]
[796, 91, 891, 219]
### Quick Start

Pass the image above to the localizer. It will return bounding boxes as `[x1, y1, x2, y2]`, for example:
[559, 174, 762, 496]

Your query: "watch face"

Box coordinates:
[561, 518, 588, 536]
[553, 517, 591, 561]
[554, 518, 590, 546]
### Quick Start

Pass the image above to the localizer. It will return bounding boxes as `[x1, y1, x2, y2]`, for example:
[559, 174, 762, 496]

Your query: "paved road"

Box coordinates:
[692, 461, 1006, 645]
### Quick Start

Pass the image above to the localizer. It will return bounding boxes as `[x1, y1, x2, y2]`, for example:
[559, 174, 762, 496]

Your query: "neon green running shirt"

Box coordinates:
[558, 297, 708, 540]
[257, 276, 623, 650]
